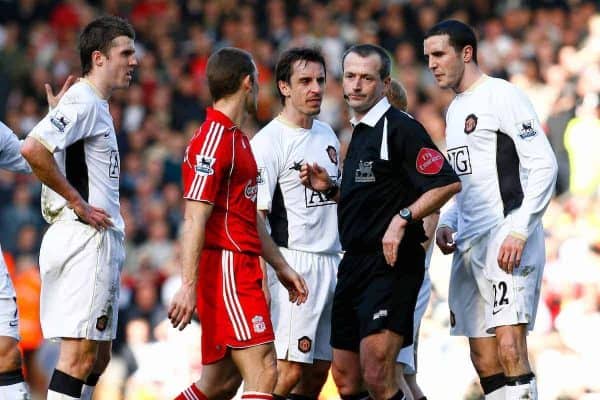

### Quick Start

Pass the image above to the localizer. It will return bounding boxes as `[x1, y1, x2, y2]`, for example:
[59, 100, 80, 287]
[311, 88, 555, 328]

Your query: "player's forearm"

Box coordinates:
[408, 182, 461, 221]
[20, 136, 81, 204]
[510, 155, 558, 238]
[179, 201, 212, 287]
[257, 212, 288, 271]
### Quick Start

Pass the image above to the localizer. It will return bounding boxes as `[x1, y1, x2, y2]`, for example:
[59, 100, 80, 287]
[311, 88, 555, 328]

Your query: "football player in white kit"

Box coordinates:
[0, 122, 32, 399]
[424, 20, 557, 399]
[251, 48, 341, 400]
[21, 16, 137, 400]
[386, 80, 437, 400]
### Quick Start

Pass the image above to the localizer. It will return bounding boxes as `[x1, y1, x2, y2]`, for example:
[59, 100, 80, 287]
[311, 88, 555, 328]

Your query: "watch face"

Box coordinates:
[400, 208, 411, 219]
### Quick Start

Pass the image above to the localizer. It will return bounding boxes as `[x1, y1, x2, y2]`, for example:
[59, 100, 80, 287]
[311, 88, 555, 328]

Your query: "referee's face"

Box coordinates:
[342, 52, 387, 118]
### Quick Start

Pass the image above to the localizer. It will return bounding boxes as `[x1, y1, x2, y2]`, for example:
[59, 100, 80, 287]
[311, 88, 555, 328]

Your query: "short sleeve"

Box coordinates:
[392, 117, 459, 193]
[183, 123, 232, 203]
[250, 132, 280, 212]
[0, 122, 31, 173]
[28, 100, 98, 153]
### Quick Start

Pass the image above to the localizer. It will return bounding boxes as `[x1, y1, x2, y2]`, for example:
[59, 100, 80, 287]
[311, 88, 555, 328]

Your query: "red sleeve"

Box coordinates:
[182, 121, 232, 203]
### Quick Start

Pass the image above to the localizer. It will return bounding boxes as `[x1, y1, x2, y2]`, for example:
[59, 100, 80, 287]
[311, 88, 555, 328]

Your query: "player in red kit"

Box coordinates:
[169, 47, 308, 400]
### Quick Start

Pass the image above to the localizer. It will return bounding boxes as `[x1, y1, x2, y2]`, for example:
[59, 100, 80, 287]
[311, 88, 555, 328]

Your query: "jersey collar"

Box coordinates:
[350, 96, 391, 128]
[206, 107, 238, 130]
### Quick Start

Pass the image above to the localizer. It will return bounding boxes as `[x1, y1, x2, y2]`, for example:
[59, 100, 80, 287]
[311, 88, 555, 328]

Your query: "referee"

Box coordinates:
[300, 44, 461, 400]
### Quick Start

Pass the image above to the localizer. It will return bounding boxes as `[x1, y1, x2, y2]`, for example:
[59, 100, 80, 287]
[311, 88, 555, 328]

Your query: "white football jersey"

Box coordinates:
[28, 80, 124, 233]
[440, 76, 557, 250]
[0, 121, 31, 299]
[251, 117, 341, 254]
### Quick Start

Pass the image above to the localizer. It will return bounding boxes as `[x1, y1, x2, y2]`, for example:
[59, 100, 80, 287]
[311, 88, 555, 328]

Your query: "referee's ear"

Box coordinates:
[383, 76, 391, 92]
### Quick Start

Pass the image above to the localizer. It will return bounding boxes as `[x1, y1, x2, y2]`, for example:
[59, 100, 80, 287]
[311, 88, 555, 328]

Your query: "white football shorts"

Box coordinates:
[39, 221, 125, 341]
[268, 247, 339, 363]
[448, 221, 545, 337]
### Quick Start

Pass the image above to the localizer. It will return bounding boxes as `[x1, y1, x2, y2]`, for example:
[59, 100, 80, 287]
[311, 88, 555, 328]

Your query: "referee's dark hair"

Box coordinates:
[342, 44, 391, 80]
[424, 20, 478, 64]
[206, 47, 256, 102]
[275, 47, 327, 105]
[79, 15, 135, 76]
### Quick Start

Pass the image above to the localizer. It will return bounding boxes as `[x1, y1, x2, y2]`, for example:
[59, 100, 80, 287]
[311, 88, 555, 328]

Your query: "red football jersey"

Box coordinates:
[182, 108, 261, 254]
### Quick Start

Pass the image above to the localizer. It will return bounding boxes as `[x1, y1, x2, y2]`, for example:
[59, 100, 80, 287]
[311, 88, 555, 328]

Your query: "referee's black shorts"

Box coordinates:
[330, 241, 425, 352]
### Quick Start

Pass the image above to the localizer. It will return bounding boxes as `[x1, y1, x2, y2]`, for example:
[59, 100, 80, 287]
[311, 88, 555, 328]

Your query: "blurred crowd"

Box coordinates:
[1, 0, 600, 399]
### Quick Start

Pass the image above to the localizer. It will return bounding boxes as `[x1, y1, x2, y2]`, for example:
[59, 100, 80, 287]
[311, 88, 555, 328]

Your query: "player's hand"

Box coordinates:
[275, 265, 308, 305]
[382, 215, 407, 266]
[497, 233, 525, 274]
[300, 162, 331, 192]
[69, 197, 113, 230]
[436, 226, 456, 254]
[168, 283, 196, 331]
[46, 75, 76, 110]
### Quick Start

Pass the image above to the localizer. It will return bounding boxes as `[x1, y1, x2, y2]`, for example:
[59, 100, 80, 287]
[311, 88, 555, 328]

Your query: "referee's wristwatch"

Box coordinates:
[398, 207, 413, 223]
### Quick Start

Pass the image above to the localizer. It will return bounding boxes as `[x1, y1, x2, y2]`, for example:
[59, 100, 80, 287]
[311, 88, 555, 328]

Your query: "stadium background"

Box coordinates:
[1, 0, 599, 398]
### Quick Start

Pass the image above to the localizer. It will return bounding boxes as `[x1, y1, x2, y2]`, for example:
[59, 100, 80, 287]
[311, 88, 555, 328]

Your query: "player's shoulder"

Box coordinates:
[62, 81, 101, 106]
[0, 121, 13, 139]
[254, 118, 285, 141]
[311, 119, 338, 139]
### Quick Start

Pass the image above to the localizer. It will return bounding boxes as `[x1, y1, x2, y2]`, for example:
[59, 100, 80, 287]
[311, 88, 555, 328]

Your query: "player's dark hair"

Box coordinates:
[275, 47, 327, 105]
[424, 19, 478, 64]
[206, 47, 255, 102]
[79, 16, 135, 76]
[342, 44, 391, 80]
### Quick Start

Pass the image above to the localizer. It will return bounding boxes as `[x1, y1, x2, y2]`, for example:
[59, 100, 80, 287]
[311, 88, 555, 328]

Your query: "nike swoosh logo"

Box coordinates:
[492, 309, 502, 315]
[9, 321, 18, 327]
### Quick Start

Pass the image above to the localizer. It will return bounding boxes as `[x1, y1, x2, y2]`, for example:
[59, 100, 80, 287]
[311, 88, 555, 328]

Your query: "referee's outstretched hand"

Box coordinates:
[300, 162, 331, 192]
[45, 75, 77, 110]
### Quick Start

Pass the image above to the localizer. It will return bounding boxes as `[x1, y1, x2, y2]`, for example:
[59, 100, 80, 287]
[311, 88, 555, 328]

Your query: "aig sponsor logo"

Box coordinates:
[447, 146, 472, 176]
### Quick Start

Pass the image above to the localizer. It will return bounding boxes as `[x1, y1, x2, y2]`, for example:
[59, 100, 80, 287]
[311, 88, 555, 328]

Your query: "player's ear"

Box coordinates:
[92, 50, 105, 68]
[277, 80, 291, 98]
[242, 74, 253, 92]
[463, 45, 474, 63]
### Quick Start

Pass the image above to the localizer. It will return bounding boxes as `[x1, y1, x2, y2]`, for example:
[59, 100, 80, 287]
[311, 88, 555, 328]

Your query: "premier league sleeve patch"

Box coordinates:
[416, 148, 444, 175]
[195, 154, 216, 176]
[517, 120, 538, 140]
[50, 111, 71, 133]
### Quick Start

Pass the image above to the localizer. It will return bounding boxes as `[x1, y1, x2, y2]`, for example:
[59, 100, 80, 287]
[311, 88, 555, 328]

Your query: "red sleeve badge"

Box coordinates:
[416, 148, 444, 175]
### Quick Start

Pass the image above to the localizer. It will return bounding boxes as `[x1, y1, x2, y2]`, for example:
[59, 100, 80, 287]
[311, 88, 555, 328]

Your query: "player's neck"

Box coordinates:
[455, 65, 483, 94]
[213, 95, 246, 127]
[81, 74, 111, 100]
[279, 106, 314, 129]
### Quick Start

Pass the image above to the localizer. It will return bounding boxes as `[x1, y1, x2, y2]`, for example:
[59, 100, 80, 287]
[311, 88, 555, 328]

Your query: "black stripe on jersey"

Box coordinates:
[268, 183, 288, 248]
[65, 139, 89, 202]
[496, 131, 523, 216]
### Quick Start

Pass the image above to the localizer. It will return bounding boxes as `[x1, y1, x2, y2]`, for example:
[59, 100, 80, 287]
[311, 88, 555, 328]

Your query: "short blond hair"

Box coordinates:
[386, 79, 408, 111]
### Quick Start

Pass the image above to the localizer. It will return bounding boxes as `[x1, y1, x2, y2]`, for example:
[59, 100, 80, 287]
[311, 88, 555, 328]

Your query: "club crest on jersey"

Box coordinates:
[464, 113, 478, 134]
[326, 145, 338, 165]
[517, 120, 537, 140]
[252, 315, 266, 333]
[244, 180, 258, 202]
[195, 155, 216, 176]
[416, 148, 444, 175]
[50, 111, 70, 133]
[355, 160, 375, 182]
[298, 336, 312, 353]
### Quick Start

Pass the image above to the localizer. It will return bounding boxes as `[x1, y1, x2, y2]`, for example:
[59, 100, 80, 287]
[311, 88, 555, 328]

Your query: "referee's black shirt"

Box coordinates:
[339, 97, 459, 254]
